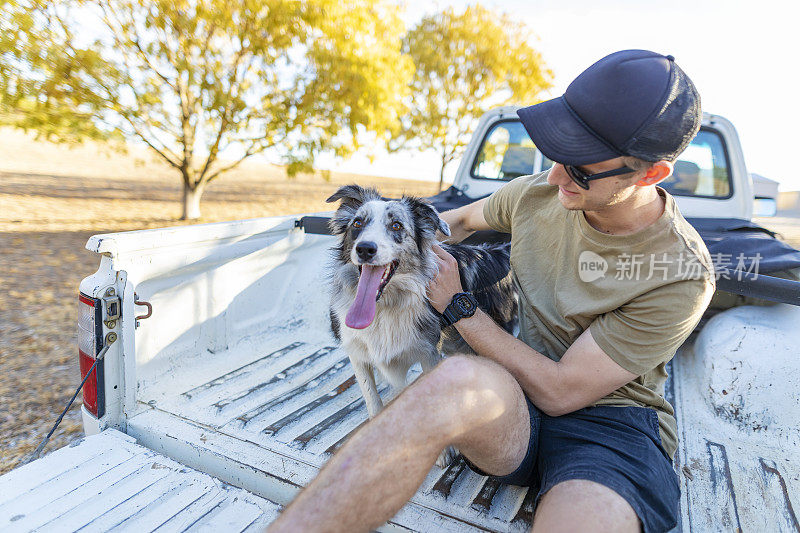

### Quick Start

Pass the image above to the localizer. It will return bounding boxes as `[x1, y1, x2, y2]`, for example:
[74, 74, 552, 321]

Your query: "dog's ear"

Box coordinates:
[438, 217, 451, 237]
[406, 197, 450, 241]
[327, 185, 379, 235]
[326, 185, 370, 207]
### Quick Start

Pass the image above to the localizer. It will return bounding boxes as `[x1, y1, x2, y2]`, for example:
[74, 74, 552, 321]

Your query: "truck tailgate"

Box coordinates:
[0, 429, 280, 532]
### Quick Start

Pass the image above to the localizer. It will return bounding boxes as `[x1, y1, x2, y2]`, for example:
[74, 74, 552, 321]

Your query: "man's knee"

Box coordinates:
[533, 479, 640, 533]
[427, 354, 482, 387]
[414, 354, 523, 426]
[423, 354, 515, 394]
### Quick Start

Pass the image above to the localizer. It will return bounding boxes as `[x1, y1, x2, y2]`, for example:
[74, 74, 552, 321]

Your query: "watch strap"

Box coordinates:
[441, 305, 461, 328]
[441, 292, 477, 328]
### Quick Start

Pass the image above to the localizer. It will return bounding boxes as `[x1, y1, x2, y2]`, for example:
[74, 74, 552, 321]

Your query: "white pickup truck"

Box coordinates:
[2, 107, 800, 533]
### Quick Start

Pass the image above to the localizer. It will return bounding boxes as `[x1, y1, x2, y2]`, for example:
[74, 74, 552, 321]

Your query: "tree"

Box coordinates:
[1, 0, 412, 219]
[392, 4, 552, 191]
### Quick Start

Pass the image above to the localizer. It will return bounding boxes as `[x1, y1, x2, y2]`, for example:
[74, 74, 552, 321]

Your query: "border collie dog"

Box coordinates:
[326, 185, 517, 441]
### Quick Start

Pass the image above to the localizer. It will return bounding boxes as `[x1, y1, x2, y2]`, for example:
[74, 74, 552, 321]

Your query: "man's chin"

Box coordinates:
[558, 190, 584, 210]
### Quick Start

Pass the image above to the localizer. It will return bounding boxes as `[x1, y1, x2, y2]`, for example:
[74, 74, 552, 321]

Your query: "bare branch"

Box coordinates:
[83, 63, 183, 168]
[203, 137, 279, 184]
[100, 2, 177, 92]
[121, 116, 181, 169]
[197, 41, 251, 182]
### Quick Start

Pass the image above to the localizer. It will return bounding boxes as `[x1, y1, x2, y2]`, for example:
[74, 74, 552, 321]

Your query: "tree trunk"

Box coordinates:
[181, 182, 205, 220]
[438, 158, 446, 193]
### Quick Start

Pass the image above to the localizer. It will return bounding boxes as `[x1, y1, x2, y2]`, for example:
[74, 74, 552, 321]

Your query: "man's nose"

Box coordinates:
[548, 164, 571, 186]
[355, 241, 378, 262]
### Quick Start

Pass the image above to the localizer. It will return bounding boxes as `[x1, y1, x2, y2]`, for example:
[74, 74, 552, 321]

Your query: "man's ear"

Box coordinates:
[636, 161, 673, 187]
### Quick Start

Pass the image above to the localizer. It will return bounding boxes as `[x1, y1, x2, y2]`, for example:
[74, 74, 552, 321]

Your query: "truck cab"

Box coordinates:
[452, 106, 753, 219]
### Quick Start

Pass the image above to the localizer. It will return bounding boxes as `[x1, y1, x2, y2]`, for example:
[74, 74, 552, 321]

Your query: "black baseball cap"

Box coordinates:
[517, 49, 701, 166]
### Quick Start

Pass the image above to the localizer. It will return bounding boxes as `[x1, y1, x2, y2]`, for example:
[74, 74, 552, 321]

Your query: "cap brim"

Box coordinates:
[517, 98, 622, 166]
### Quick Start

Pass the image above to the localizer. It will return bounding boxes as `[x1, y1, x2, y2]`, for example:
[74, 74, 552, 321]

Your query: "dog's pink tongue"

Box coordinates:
[345, 265, 383, 329]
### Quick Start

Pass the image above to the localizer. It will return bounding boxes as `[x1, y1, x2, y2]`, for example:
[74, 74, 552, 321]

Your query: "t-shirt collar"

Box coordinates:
[574, 186, 674, 246]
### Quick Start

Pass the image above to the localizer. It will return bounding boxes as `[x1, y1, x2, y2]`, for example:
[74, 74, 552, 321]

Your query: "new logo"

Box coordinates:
[578, 251, 608, 282]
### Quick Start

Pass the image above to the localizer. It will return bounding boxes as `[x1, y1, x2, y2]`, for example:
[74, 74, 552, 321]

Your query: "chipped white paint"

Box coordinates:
[697, 304, 800, 438]
[0, 429, 281, 532]
[672, 304, 800, 532]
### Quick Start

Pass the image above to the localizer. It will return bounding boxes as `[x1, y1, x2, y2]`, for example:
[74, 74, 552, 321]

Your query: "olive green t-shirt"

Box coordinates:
[483, 170, 715, 459]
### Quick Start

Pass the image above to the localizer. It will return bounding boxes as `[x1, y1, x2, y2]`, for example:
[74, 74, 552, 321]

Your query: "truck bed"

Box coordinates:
[83, 217, 535, 531]
[128, 338, 536, 532]
[81, 215, 800, 531]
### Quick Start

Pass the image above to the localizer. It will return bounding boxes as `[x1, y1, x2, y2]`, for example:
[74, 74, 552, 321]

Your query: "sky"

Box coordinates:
[316, 0, 800, 190]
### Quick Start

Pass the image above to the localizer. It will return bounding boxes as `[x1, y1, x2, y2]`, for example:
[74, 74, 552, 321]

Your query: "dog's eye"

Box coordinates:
[352, 219, 363, 229]
[391, 221, 402, 231]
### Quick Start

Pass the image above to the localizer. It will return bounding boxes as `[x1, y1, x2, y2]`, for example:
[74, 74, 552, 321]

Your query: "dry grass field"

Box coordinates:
[0, 128, 439, 474]
[1, 127, 799, 476]
[754, 216, 800, 250]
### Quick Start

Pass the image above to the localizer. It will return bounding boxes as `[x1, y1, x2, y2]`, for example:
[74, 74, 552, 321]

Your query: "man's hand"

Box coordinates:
[427, 244, 464, 313]
[437, 198, 491, 243]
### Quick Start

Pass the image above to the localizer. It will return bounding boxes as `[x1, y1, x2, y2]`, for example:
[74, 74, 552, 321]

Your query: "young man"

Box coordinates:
[269, 50, 715, 533]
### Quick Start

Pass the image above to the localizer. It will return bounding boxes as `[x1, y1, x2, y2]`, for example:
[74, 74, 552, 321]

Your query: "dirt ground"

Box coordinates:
[0, 128, 439, 474]
[2, 127, 799, 476]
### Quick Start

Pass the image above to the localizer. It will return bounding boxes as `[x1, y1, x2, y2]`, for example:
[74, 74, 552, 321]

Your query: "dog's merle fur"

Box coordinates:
[326, 185, 516, 464]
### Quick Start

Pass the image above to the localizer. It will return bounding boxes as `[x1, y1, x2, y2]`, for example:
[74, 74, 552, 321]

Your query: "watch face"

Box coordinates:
[456, 295, 475, 313]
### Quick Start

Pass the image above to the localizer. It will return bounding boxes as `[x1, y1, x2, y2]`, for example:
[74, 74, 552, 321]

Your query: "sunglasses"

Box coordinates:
[564, 164, 634, 190]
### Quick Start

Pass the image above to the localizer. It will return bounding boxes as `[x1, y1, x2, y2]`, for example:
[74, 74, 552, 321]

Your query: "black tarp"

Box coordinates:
[686, 218, 800, 274]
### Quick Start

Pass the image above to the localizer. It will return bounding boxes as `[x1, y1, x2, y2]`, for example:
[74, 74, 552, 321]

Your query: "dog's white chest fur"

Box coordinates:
[335, 275, 434, 369]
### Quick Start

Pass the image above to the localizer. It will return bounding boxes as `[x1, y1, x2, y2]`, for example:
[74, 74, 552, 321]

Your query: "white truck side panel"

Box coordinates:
[79, 214, 329, 431]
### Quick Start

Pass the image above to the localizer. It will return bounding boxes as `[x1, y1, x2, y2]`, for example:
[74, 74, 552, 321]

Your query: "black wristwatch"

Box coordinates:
[442, 292, 478, 327]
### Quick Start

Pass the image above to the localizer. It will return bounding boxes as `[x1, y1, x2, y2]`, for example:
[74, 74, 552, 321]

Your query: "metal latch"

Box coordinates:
[103, 287, 121, 328]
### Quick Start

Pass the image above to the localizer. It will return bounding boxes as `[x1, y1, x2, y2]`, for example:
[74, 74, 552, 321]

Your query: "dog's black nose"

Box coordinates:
[355, 241, 378, 262]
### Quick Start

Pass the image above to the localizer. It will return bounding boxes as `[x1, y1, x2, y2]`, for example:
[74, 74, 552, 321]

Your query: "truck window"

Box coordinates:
[661, 128, 732, 198]
[471, 120, 541, 181]
[472, 119, 731, 199]
[539, 130, 732, 200]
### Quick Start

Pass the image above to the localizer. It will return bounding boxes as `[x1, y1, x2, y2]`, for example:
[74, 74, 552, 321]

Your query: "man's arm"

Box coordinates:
[428, 244, 637, 416]
[438, 198, 492, 243]
[450, 308, 636, 416]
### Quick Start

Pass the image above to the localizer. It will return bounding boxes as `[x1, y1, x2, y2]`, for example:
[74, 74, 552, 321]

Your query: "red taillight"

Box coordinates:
[78, 293, 105, 418]
[79, 350, 99, 415]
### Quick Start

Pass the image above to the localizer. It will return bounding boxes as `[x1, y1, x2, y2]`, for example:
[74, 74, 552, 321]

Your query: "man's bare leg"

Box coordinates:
[268, 355, 531, 533]
[531, 479, 640, 533]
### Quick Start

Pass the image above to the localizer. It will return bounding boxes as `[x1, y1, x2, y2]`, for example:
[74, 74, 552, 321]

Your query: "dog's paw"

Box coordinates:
[435, 446, 459, 468]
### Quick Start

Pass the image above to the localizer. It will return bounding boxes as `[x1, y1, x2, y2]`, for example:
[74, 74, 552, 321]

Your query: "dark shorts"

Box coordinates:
[465, 399, 680, 533]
